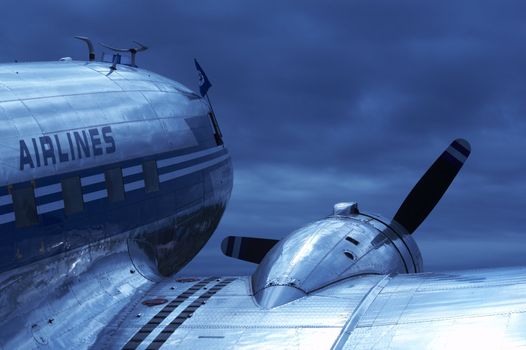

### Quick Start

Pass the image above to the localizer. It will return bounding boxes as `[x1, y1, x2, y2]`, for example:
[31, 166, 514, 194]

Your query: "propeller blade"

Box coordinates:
[392, 138, 471, 234]
[221, 236, 279, 264]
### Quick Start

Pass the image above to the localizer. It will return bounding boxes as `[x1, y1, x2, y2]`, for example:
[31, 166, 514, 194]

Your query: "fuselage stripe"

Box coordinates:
[35, 183, 62, 197]
[157, 146, 223, 169]
[159, 154, 230, 183]
[124, 180, 145, 192]
[83, 189, 108, 202]
[0, 212, 14, 224]
[0, 194, 12, 206]
[0, 147, 229, 225]
[81, 173, 105, 187]
[37, 200, 65, 214]
[122, 165, 143, 177]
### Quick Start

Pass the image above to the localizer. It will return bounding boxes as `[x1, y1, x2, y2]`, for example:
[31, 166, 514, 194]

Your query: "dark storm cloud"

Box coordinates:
[1, 1, 525, 274]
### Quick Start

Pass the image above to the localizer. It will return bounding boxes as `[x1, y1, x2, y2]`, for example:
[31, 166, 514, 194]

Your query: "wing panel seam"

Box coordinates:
[330, 274, 392, 350]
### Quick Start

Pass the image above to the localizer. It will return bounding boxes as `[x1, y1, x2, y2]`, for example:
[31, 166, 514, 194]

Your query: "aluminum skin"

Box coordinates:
[103, 269, 526, 349]
[252, 202, 422, 308]
[0, 59, 233, 348]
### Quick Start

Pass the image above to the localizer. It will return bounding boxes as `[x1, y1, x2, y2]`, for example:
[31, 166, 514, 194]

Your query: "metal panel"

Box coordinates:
[344, 267, 526, 349]
[101, 276, 383, 349]
[0, 61, 121, 100]
[0, 61, 207, 186]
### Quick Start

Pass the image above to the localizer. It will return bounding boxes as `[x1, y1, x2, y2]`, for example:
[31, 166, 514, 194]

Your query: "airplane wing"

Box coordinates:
[90, 137, 526, 349]
[98, 267, 526, 349]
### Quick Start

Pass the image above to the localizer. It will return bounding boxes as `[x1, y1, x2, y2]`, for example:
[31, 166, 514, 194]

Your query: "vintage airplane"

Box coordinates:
[0, 39, 524, 349]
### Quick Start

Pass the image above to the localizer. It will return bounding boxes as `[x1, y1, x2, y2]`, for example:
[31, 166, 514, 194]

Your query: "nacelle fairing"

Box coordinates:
[222, 138, 471, 309]
[252, 202, 422, 308]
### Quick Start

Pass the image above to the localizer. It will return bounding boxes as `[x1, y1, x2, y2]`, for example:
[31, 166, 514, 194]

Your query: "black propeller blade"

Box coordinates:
[392, 138, 471, 234]
[221, 236, 279, 264]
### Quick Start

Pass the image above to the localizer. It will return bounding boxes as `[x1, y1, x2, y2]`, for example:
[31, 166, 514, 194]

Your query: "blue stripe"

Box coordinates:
[123, 172, 144, 184]
[158, 149, 227, 175]
[124, 179, 145, 192]
[160, 155, 230, 183]
[35, 193, 63, 206]
[35, 183, 61, 197]
[0, 156, 232, 272]
[0, 194, 12, 206]
[81, 182, 107, 195]
[0, 206, 12, 215]
[0, 148, 230, 226]
[81, 173, 105, 187]
[28, 144, 223, 188]
[122, 164, 142, 177]
[0, 212, 14, 224]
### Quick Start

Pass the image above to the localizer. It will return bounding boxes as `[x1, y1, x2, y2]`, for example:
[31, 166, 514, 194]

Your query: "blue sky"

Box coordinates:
[4, 1, 526, 275]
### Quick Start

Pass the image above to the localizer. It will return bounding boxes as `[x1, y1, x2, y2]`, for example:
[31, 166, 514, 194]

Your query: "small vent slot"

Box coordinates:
[345, 236, 360, 245]
[344, 251, 355, 260]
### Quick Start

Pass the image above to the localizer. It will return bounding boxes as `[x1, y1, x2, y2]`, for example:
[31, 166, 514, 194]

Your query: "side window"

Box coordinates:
[12, 185, 38, 227]
[143, 160, 159, 193]
[105, 168, 125, 202]
[61, 176, 84, 214]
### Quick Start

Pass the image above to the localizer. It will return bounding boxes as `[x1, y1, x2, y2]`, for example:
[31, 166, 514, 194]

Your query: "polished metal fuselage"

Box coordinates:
[0, 60, 233, 348]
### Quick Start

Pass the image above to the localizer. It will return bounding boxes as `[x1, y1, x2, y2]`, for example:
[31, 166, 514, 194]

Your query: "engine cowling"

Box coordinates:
[251, 202, 422, 308]
[223, 139, 471, 309]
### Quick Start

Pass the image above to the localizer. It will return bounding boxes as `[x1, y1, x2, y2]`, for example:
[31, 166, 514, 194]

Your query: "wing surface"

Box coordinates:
[99, 267, 526, 349]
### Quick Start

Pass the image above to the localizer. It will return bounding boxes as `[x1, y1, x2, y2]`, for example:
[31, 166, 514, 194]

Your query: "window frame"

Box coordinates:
[142, 160, 160, 193]
[11, 184, 39, 228]
[61, 176, 84, 215]
[105, 167, 125, 203]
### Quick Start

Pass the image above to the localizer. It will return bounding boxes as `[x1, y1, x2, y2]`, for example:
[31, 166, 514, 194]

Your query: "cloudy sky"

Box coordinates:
[3, 1, 525, 275]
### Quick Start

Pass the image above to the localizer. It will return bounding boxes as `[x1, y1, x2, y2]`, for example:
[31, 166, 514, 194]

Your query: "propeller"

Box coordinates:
[392, 138, 471, 234]
[221, 236, 279, 264]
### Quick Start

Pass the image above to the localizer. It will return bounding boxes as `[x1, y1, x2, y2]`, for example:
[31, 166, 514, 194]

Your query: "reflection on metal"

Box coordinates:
[252, 202, 422, 308]
[0, 58, 232, 348]
[333, 202, 359, 216]
[84, 269, 526, 349]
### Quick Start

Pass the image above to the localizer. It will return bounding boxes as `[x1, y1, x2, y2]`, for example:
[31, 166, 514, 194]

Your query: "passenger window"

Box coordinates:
[61, 176, 84, 214]
[12, 185, 38, 227]
[143, 160, 159, 193]
[105, 168, 125, 202]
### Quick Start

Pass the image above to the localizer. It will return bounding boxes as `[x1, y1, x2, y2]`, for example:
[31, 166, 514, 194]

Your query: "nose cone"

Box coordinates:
[254, 285, 306, 309]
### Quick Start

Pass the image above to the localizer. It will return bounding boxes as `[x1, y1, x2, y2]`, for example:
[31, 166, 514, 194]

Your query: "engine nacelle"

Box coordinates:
[251, 202, 422, 308]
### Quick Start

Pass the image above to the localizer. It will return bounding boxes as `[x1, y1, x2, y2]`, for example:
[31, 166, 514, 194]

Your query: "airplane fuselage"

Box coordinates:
[0, 60, 233, 280]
